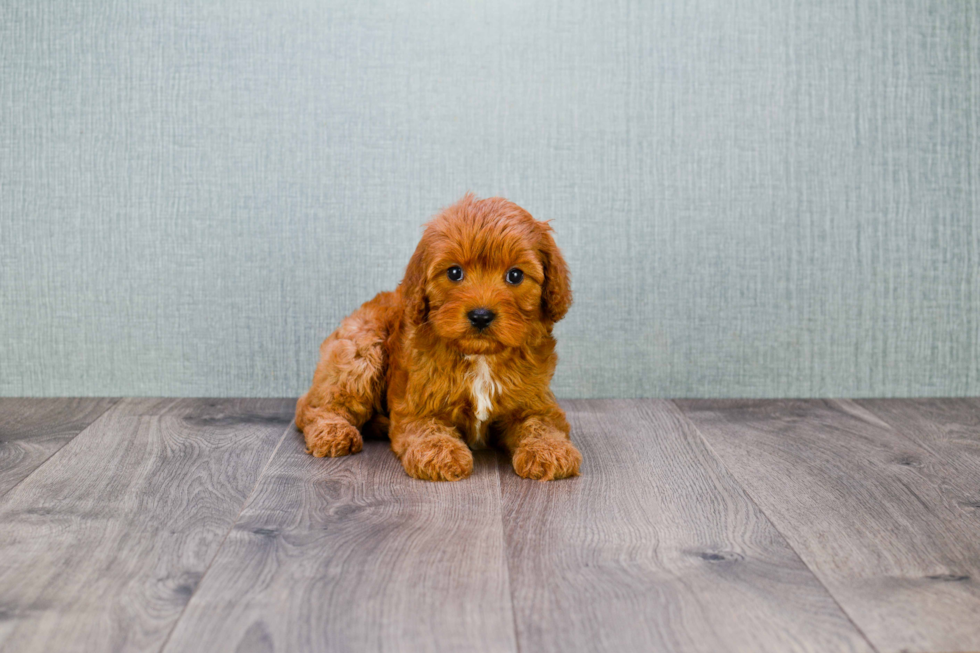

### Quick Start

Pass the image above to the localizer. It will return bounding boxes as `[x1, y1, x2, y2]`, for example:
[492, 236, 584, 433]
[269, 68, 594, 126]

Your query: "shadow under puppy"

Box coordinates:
[296, 194, 581, 481]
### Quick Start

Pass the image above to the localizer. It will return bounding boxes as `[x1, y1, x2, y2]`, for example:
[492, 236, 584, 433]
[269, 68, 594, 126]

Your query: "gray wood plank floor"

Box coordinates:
[0, 398, 294, 653]
[676, 399, 980, 653]
[163, 432, 516, 653]
[501, 400, 873, 653]
[0, 397, 977, 653]
[855, 398, 980, 497]
[0, 398, 118, 497]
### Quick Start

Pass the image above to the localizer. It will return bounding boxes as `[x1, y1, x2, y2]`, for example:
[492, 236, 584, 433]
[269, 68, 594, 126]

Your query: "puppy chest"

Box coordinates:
[462, 355, 501, 448]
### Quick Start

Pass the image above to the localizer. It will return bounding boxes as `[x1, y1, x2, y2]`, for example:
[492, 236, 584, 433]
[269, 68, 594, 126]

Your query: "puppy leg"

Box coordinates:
[296, 307, 386, 458]
[502, 406, 581, 481]
[298, 406, 363, 458]
[390, 418, 473, 482]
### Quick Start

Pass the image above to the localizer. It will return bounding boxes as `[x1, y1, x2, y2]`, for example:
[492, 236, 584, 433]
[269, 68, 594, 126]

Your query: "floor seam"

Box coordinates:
[0, 397, 122, 501]
[845, 398, 946, 458]
[155, 418, 295, 653]
[669, 399, 884, 653]
[496, 451, 522, 653]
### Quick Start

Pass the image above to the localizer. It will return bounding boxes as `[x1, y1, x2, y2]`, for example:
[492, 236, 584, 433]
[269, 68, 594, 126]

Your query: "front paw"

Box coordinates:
[304, 416, 363, 457]
[513, 437, 582, 481]
[401, 436, 473, 482]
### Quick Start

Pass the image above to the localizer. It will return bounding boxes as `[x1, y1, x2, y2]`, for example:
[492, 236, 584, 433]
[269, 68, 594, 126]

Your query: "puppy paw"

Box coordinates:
[401, 437, 473, 482]
[513, 437, 582, 481]
[304, 415, 363, 457]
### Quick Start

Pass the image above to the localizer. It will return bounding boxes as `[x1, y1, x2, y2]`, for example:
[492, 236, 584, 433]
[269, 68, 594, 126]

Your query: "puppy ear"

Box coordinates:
[401, 237, 430, 324]
[537, 223, 573, 322]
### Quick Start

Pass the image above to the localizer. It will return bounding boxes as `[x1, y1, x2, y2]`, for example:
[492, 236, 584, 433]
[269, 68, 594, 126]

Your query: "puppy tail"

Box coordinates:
[361, 414, 390, 440]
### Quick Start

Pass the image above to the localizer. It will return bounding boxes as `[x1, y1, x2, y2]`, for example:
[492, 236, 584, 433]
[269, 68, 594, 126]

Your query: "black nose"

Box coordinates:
[467, 308, 496, 330]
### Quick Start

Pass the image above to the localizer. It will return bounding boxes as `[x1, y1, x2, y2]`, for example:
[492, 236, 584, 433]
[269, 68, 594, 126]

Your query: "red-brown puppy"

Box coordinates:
[296, 194, 581, 481]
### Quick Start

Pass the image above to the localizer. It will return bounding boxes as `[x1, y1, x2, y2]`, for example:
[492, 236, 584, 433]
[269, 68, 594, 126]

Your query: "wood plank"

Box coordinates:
[162, 429, 517, 653]
[0, 398, 294, 653]
[0, 398, 119, 497]
[676, 399, 980, 653]
[856, 398, 980, 491]
[500, 399, 874, 653]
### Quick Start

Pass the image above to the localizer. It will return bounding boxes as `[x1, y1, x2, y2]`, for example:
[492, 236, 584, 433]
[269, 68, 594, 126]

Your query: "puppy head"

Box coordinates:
[401, 194, 572, 355]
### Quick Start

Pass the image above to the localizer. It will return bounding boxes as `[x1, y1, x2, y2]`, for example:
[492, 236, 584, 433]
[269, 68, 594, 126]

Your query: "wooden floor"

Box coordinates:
[0, 399, 978, 653]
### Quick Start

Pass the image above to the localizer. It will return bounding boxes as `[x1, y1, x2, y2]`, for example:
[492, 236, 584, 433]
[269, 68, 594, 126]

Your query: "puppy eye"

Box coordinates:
[506, 268, 524, 285]
[447, 265, 464, 282]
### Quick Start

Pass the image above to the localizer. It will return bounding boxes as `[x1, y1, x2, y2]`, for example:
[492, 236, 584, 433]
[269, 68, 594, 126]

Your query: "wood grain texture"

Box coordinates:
[499, 399, 874, 653]
[0, 398, 293, 653]
[676, 399, 980, 653]
[856, 398, 980, 493]
[162, 431, 517, 653]
[0, 398, 118, 497]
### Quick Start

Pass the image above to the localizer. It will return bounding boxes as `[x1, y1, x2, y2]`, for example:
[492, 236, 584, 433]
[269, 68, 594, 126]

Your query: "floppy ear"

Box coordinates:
[401, 236, 430, 324]
[537, 223, 572, 322]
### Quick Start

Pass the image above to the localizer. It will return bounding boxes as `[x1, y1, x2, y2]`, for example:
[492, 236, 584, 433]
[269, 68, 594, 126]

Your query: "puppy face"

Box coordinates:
[403, 195, 572, 355]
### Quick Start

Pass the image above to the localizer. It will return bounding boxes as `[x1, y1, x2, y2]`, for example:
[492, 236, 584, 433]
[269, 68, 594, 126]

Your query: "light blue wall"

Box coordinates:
[2, 1, 978, 398]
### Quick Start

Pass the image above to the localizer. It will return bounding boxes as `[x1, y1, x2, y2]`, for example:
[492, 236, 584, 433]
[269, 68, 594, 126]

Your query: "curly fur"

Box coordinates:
[296, 194, 581, 481]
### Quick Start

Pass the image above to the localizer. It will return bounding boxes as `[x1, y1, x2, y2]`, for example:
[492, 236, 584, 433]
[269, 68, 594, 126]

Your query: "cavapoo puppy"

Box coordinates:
[296, 194, 581, 481]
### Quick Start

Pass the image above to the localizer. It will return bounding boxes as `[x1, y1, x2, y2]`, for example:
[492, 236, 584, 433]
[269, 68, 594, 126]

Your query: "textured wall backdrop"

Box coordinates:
[1, 0, 978, 398]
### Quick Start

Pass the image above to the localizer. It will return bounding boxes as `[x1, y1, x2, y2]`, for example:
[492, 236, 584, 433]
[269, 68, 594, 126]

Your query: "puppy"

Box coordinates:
[296, 194, 581, 481]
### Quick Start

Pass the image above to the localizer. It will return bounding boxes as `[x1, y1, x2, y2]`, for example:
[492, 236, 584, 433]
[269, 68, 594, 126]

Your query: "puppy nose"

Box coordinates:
[467, 308, 496, 330]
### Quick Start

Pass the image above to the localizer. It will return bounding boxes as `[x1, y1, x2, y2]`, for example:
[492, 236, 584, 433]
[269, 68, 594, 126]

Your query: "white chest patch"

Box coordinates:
[464, 355, 501, 447]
